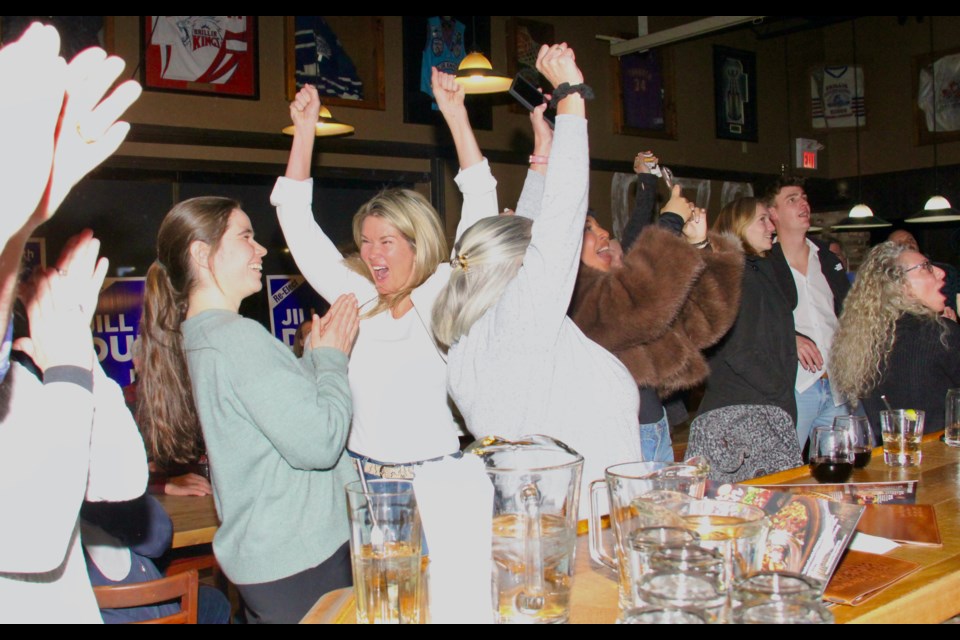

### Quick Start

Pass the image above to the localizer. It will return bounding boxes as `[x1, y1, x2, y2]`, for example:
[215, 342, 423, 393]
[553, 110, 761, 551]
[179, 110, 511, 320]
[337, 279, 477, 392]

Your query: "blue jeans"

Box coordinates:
[640, 411, 674, 463]
[795, 378, 851, 450]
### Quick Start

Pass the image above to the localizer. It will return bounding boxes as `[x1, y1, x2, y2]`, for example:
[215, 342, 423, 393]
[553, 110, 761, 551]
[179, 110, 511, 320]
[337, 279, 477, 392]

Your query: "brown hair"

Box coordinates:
[759, 175, 805, 207]
[713, 197, 767, 257]
[137, 196, 237, 464]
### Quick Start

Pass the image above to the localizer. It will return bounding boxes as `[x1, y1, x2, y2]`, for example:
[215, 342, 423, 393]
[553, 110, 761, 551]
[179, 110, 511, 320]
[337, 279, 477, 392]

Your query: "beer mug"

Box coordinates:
[466, 435, 584, 624]
[588, 461, 708, 609]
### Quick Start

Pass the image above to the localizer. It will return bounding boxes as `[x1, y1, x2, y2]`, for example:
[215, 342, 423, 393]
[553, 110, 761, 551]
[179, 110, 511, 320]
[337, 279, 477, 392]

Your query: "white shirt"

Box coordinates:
[271, 161, 498, 464]
[447, 117, 642, 519]
[790, 239, 840, 396]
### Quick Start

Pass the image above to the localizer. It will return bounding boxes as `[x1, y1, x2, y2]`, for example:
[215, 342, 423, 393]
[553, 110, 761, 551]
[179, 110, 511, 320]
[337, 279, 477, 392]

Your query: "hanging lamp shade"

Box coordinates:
[455, 51, 512, 94]
[282, 106, 355, 137]
[832, 203, 892, 230]
[905, 195, 960, 223]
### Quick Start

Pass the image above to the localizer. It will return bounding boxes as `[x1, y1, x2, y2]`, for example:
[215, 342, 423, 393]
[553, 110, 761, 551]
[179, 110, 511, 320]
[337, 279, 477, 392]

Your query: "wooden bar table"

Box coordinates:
[302, 434, 960, 623]
[155, 494, 219, 549]
[743, 432, 960, 624]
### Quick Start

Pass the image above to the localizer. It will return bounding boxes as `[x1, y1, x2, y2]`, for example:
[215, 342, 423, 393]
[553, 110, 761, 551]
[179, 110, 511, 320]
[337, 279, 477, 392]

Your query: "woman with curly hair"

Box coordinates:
[830, 241, 960, 435]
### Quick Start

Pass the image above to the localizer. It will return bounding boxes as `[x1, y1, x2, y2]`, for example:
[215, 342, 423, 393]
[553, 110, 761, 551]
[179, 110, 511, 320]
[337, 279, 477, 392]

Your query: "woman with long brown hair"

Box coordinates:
[699, 197, 798, 421]
[138, 196, 360, 623]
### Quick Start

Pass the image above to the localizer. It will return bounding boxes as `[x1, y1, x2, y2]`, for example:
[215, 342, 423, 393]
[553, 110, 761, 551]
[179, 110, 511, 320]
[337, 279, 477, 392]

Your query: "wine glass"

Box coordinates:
[808, 426, 854, 483]
[833, 415, 875, 468]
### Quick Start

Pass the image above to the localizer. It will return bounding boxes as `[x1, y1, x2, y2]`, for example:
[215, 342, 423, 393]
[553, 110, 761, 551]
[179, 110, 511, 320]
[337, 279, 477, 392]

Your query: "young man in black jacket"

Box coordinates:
[764, 177, 853, 452]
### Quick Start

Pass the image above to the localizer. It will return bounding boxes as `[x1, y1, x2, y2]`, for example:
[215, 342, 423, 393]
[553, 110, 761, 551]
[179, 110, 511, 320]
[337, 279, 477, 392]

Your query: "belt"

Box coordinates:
[362, 460, 417, 479]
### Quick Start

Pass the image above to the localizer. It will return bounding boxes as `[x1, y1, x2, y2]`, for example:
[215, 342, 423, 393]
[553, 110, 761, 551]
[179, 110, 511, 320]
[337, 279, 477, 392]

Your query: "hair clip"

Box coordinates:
[451, 252, 469, 272]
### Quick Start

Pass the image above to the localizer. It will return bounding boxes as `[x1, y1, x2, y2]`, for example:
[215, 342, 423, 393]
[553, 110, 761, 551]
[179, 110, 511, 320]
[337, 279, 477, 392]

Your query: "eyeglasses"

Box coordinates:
[903, 260, 935, 275]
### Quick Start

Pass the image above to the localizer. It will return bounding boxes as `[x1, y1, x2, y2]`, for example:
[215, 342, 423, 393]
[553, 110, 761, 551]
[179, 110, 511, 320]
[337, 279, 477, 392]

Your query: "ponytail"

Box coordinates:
[137, 196, 238, 464]
[138, 261, 201, 464]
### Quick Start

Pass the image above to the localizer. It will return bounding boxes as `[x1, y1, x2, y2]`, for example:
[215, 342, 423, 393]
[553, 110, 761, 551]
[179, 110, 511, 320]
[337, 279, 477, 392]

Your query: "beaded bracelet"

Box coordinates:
[549, 83, 595, 107]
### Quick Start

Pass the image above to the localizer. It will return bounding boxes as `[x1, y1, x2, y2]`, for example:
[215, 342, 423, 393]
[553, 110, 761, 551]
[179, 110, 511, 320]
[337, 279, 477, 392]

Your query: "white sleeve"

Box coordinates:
[452, 158, 499, 246]
[271, 176, 377, 303]
[85, 362, 148, 502]
[515, 170, 546, 222]
[0, 364, 94, 573]
[486, 116, 589, 348]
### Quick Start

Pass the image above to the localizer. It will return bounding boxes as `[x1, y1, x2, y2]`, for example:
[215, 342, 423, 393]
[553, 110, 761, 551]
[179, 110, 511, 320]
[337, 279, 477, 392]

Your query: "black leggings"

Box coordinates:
[237, 541, 352, 624]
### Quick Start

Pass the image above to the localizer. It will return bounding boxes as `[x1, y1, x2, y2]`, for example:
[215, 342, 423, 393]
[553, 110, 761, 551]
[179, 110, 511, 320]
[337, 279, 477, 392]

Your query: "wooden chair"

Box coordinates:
[93, 568, 199, 624]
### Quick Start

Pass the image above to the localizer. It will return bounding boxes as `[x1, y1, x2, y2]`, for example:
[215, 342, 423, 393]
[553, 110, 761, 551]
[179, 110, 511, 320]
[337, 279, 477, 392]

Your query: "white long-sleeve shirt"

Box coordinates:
[271, 161, 499, 464]
[446, 116, 642, 518]
[0, 362, 148, 623]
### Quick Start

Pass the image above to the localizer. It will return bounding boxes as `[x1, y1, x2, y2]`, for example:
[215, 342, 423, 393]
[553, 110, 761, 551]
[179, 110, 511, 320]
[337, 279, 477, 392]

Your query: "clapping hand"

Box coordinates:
[39, 48, 142, 225]
[16, 230, 108, 371]
[0, 23, 67, 240]
[313, 294, 360, 356]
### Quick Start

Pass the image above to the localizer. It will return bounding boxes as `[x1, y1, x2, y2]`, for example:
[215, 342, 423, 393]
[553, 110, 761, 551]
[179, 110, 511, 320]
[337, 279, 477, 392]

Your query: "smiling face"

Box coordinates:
[209, 209, 267, 308]
[360, 215, 417, 296]
[744, 203, 776, 254]
[899, 250, 947, 313]
[768, 185, 811, 234]
[581, 216, 614, 272]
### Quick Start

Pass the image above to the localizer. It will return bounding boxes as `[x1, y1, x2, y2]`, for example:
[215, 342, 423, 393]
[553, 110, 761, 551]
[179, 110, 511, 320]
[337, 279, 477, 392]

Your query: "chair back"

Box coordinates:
[93, 568, 199, 624]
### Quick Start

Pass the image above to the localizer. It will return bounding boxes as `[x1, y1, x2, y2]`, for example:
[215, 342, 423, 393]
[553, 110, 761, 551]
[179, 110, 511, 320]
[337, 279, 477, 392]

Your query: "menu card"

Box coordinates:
[825, 550, 920, 606]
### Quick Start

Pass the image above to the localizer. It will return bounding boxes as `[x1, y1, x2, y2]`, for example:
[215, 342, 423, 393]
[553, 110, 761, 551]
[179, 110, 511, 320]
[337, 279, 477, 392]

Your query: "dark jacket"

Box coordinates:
[700, 253, 798, 422]
[769, 237, 851, 318]
[862, 313, 960, 437]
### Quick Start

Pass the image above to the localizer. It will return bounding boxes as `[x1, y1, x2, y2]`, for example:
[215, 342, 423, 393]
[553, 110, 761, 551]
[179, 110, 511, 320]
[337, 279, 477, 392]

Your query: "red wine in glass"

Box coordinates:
[810, 457, 854, 483]
[852, 447, 872, 469]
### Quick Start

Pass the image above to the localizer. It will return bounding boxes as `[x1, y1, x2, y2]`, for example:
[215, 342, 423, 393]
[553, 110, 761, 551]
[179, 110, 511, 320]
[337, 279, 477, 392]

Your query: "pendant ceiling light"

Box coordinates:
[455, 51, 512, 94]
[282, 105, 355, 137]
[832, 19, 890, 231]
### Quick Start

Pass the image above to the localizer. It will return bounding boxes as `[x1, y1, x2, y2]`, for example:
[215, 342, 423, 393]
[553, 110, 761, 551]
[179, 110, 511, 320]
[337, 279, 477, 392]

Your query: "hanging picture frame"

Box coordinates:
[505, 18, 554, 115]
[284, 16, 385, 110]
[914, 46, 960, 145]
[612, 47, 677, 139]
[141, 16, 259, 99]
[713, 46, 757, 142]
[401, 15, 493, 130]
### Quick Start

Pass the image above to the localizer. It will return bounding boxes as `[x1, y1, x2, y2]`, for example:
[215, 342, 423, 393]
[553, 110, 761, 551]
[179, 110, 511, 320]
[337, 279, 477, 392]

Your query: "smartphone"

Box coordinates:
[509, 73, 556, 129]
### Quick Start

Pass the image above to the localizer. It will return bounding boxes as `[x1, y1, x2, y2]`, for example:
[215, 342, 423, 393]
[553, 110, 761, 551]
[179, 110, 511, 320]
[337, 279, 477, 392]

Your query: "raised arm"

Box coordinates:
[272, 85, 375, 302]
[432, 68, 499, 241]
[620, 153, 659, 252]
[489, 44, 589, 345]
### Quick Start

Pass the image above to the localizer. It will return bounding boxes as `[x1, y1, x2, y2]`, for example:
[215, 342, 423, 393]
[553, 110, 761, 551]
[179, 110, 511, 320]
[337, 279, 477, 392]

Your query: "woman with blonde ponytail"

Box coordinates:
[138, 196, 361, 623]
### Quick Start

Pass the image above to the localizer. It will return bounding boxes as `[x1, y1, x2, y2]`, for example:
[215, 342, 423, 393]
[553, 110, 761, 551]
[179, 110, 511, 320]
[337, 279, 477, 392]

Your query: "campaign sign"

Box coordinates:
[93, 278, 145, 386]
[23, 237, 46, 272]
[267, 275, 328, 350]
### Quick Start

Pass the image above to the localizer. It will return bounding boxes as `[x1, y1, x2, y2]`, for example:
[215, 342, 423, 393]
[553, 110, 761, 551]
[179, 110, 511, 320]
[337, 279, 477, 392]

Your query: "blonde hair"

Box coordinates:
[344, 189, 447, 317]
[713, 197, 766, 257]
[830, 241, 944, 403]
[432, 216, 533, 348]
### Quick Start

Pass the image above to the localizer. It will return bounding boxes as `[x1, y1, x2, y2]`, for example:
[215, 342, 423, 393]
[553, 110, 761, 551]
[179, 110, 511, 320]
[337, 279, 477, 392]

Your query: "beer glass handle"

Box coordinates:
[588, 479, 616, 570]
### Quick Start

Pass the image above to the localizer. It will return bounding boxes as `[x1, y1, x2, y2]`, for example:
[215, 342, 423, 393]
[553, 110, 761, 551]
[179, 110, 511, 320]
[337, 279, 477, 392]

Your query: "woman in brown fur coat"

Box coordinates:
[569, 155, 743, 461]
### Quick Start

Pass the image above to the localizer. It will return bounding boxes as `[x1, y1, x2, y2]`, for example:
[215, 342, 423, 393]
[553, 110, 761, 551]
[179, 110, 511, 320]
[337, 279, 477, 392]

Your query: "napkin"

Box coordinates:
[413, 456, 495, 624]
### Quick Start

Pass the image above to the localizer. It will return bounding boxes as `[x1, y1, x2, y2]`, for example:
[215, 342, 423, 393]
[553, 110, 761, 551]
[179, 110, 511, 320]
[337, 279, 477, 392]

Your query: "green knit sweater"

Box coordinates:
[182, 309, 356, 585]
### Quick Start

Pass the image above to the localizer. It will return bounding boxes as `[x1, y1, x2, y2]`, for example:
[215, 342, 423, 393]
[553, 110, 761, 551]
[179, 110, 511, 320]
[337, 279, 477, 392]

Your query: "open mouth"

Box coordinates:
[250, 263, 263, 272]
[371, 266, 389, 283]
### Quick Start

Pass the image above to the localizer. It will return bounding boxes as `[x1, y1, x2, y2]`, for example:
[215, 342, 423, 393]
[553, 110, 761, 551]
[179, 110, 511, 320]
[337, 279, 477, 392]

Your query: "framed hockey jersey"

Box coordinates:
[142, 16, 258, 99]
